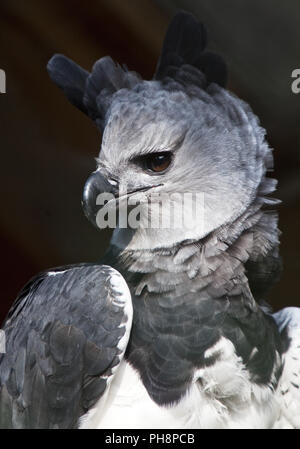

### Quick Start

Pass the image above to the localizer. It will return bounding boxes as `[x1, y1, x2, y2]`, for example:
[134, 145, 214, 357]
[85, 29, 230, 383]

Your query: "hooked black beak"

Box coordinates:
[82, 170, 118, 228]
[82, 170, 163, 229]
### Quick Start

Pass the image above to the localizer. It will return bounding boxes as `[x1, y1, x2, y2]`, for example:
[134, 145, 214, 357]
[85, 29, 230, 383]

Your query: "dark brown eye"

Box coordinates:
[144, 152, 172, 173]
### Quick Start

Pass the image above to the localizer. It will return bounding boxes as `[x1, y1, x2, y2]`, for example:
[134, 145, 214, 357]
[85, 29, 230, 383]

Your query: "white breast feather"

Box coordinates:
[275, 316, 300, 428]
[79, 336, 284, 429]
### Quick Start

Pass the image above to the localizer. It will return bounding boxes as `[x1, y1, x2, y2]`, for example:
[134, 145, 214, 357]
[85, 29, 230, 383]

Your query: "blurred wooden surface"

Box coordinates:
[0, 0, 299, 322]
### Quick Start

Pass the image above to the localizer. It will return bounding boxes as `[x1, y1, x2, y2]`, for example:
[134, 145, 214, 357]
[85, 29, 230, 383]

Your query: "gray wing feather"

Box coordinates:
[0, 264, 132, 429]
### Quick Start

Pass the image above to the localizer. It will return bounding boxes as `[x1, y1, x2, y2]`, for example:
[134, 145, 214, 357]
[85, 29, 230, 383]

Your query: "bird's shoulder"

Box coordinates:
[0, 263, 132, 428]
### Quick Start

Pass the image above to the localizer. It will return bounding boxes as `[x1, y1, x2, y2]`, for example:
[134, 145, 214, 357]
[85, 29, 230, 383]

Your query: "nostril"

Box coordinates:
[108, 177, 118, 187]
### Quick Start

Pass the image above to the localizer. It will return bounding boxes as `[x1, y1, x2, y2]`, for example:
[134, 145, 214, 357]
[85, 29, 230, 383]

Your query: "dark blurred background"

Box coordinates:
[0, 0, 299, 322]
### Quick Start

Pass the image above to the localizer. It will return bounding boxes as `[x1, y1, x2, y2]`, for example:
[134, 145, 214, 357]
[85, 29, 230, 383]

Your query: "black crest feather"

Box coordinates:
[47, 11, 227, 130]
[47, 54, 141, 130]
[47, 54, 89, 114]
[154, 11, 227, 87]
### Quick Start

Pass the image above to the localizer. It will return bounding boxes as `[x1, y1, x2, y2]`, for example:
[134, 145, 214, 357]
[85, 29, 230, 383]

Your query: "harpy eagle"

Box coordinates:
[0, 12, 299, 429]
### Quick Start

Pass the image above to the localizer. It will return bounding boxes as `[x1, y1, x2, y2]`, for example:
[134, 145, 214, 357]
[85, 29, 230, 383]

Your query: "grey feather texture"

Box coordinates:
[0, 265, 132, 428]
[1, 11, 299, 428]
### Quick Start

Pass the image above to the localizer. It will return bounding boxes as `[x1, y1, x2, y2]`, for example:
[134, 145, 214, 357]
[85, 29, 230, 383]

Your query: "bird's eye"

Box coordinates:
[143, 152, 172, 173]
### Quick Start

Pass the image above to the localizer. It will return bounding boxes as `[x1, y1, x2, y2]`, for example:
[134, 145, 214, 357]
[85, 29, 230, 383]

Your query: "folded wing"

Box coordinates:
[0, 264, 132, 428]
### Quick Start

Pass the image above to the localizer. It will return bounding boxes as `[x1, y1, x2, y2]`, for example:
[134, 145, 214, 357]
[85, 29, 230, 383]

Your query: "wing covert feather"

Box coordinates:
[0, 264, 132, 429]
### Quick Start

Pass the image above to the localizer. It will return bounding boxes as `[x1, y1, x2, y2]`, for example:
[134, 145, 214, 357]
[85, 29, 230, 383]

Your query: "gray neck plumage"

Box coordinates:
[103, 200, 285, 405]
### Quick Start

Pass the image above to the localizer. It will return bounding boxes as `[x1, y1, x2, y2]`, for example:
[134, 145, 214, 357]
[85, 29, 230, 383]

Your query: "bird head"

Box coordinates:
[47, 12, 276, 250]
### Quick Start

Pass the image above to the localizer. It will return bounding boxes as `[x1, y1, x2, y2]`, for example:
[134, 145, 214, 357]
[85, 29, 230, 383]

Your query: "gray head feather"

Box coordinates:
[47, 11, 279, 259]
